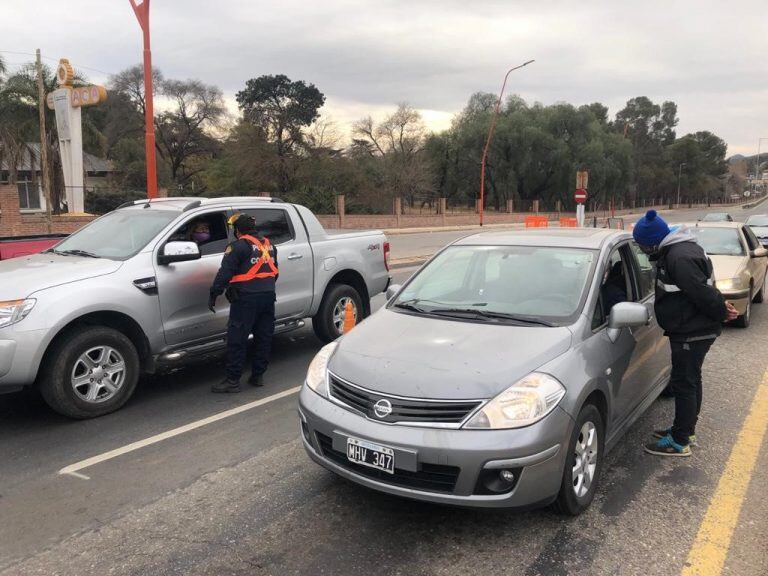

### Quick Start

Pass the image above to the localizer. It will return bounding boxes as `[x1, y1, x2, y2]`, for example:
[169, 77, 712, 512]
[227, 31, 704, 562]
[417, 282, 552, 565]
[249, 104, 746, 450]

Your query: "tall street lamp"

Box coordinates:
[129, 0, 158, 199]
[676, 162, 686, 207]
[479, 60, 534, 226]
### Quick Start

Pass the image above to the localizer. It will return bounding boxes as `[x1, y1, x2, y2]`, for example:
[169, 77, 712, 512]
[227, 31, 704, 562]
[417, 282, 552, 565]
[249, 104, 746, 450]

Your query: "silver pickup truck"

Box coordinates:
[0, 196, 390, 418]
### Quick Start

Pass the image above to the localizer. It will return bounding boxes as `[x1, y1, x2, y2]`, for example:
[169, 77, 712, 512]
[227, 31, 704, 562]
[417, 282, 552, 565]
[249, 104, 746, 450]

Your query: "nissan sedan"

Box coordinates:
[299, 229, 670, 515]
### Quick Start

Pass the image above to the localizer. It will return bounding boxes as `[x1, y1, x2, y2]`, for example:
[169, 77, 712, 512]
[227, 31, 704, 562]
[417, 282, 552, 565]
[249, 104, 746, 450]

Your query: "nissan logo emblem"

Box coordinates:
[373, 399, 392, 419]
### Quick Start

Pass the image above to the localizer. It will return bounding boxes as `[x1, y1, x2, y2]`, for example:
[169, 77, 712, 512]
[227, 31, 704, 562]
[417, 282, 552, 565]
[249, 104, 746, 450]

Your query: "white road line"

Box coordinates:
[58, 386, 301, 479]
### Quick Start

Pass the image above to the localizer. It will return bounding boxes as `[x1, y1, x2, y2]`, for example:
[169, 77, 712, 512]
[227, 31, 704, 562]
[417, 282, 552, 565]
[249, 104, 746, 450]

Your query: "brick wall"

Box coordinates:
[0, 184, 95, 237]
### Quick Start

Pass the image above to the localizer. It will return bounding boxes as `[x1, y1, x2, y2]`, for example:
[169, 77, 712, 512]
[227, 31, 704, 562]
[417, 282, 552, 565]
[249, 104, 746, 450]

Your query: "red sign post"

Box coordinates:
[129, 0, 158, 199]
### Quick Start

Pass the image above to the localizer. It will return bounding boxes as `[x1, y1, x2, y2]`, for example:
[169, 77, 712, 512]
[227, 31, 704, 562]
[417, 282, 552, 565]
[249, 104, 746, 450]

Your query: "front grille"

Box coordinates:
[328, 374, 481, 425]
[316, 432, 460, 493]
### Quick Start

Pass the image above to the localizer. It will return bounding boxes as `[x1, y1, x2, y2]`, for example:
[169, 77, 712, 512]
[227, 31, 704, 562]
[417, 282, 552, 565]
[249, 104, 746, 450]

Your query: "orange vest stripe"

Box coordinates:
[230, 235, 279, 283]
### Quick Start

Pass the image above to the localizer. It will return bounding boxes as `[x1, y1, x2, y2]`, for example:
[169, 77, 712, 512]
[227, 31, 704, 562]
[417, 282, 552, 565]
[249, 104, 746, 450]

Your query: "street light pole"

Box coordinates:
[129, 0, 158, 199]
[676, 162, 686, 208]
[479, 59, 534, 226]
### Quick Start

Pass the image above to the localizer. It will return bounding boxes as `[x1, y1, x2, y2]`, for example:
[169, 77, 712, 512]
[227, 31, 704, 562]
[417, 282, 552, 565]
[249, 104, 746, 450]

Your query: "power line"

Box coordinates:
[0, 50, 114, 77]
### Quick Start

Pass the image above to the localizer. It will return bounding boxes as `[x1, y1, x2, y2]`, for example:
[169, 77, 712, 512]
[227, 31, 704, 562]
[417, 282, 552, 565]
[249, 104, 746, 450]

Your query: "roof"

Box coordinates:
[454, 227, 630, 249]
[0, 143, 115, 173]
[685, 221, 741, 229]
[118, 196, 283, 212]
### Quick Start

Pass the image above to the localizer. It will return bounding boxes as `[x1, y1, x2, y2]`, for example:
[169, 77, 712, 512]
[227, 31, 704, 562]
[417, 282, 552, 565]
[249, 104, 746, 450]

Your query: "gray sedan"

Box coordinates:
[299, 229, 670, 514]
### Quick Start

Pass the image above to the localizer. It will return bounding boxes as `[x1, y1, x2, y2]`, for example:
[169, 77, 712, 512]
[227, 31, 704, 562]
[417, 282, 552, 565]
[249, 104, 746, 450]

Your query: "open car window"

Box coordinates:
[168, 212, 230, 256]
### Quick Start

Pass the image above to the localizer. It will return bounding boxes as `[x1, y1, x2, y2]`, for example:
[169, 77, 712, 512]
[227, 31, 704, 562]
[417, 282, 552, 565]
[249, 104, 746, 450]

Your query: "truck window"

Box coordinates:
[168, 213, 229, 256]
[244, 209, 295, 245]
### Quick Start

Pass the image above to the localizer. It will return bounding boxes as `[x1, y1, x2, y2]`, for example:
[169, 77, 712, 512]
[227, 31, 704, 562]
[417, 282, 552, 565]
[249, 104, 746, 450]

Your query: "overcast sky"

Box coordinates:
[3, 0, 767, 154]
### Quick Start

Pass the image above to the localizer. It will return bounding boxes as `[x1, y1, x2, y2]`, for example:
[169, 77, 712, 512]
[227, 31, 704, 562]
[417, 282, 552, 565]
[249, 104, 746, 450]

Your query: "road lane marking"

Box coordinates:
[59, 386, 301, 479]
[681, 372, 768, 575]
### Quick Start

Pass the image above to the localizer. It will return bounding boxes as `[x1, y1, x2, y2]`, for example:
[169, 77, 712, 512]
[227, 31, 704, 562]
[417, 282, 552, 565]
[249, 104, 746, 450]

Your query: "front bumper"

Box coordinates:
[298, 385, 573, 509]
[0, 327, 47, 389]
[720, 289, 750, 315]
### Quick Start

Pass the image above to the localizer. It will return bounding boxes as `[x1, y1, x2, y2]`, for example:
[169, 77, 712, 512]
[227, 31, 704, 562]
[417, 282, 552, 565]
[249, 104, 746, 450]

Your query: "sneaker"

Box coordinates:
[248, 373, 264, 387]
[211, 379, 241, 393]
[653, 427, 697, 447]
[644, 434, 691, 457]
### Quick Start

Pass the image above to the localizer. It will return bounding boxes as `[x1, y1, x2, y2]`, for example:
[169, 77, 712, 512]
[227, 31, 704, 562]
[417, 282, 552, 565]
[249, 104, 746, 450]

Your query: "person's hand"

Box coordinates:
[725, 301, 739, 322]
[208, 294, 217, 313]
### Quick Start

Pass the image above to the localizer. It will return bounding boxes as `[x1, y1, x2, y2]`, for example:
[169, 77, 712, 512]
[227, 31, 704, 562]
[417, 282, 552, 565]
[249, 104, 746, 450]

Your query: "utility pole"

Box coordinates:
[35, 49, 53, 231]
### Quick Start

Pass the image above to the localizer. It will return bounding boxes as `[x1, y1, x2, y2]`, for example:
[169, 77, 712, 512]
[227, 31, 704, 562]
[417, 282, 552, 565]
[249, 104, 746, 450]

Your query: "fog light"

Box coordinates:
[499, 469, 515, 483]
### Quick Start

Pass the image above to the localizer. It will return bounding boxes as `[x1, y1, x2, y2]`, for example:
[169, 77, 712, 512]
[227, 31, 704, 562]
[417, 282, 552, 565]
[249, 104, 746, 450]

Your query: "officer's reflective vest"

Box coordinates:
[229, 235, 278, 283]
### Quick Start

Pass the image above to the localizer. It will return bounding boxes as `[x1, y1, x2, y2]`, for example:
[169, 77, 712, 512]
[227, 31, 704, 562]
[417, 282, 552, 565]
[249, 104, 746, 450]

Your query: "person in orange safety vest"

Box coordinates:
[209, 214, 279, 393]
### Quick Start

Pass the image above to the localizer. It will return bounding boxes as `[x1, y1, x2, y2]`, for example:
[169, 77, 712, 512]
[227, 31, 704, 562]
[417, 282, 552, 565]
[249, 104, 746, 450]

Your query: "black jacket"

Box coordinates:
[210, 236, 278, 297]
[653, 234, 727, 341]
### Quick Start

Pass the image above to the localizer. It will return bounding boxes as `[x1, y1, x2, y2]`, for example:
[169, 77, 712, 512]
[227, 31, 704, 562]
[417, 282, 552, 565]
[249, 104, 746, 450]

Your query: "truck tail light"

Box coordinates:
[383, 241, 390, 271]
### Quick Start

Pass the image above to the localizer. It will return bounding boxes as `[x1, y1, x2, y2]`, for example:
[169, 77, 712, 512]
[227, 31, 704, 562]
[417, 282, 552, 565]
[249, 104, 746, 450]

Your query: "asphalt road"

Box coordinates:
[1, 203, 767, 575]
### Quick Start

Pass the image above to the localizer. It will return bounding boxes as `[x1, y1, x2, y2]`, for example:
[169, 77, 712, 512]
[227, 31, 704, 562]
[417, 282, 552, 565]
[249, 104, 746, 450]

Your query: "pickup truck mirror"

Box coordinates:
[159, 241, 201, 265]
[607, 302, 650, 343]
[386, 284, 402, 301]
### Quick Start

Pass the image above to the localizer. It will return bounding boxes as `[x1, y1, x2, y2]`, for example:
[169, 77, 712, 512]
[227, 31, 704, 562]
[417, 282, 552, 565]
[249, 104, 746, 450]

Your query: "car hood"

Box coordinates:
[0, 253, 123, 300]
[328, 309, 573, 400]
[709, 255, 746, 282]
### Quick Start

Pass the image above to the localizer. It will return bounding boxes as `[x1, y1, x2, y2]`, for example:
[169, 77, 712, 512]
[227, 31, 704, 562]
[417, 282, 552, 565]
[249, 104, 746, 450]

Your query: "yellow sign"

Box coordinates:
[46, 58, 107, 110]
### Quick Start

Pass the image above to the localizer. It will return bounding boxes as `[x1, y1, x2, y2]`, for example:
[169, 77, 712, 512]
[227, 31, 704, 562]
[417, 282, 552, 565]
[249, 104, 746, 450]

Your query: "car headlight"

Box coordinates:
[0, 299, 36, 329]
[464, 373, 566, 429]
[305, 342, 338, 397]
[716, 278, 745, 292]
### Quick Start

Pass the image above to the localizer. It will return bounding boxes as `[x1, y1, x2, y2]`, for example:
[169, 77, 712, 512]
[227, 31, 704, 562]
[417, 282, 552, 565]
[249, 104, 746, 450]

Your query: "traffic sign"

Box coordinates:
[576, 170, 589, 190]
[575, 189, 588, 204]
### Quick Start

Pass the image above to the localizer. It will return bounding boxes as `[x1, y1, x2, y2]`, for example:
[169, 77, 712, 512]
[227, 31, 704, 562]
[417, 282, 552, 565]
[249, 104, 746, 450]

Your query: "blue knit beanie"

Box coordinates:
[633, 210, 670, 247]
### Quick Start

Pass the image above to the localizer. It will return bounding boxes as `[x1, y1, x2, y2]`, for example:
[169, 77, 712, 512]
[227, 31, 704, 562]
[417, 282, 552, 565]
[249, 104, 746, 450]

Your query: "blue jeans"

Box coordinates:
[225, 293, 275, 382]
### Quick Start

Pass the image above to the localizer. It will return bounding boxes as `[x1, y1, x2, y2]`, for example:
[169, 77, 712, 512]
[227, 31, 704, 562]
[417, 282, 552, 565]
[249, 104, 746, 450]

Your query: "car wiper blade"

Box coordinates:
[393, 298, 449, 314]
[429, 308, 555, 326]
[58, 249, 100, 258]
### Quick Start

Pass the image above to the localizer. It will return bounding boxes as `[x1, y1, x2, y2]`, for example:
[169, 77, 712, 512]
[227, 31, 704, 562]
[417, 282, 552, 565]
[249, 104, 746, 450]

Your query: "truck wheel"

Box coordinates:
[312, 284, 364, 343]
[553, 404, 604, 516]
[39, 326, 140, 419]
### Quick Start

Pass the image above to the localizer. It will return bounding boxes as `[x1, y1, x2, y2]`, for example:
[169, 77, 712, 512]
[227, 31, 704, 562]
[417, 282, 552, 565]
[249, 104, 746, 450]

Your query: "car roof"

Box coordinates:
[117, 196, 285, 212]
[454, 228, 631, 249]
[685, 221, 741, 229]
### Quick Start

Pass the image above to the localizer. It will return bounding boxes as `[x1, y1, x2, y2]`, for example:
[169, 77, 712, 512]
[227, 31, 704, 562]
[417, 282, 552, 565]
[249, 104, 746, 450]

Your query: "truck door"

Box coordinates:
[243, 207, 313, 320]
[154, 210, 232, 346]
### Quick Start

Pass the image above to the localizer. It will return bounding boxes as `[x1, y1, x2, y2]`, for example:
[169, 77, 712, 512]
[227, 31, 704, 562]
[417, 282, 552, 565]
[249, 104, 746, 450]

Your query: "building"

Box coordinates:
[0, 143, 116, 213]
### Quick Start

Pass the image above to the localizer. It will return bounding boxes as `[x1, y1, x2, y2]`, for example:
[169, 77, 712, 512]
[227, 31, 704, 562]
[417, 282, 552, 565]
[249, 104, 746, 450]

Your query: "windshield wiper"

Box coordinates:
[57, 249, 101, 258]
[428, 308, 555, 326]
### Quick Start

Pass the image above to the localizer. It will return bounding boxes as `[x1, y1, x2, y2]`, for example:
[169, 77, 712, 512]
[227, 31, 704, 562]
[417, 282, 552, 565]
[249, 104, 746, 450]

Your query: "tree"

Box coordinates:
[236, 75, 325, 193]
[154, 79, 226, 187]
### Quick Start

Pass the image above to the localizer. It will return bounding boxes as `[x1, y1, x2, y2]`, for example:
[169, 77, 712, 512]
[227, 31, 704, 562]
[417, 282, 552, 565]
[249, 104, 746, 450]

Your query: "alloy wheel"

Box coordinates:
[332, 297, 358, 334]
[71, 346, 126, 403]
[572, 421, 599, 498]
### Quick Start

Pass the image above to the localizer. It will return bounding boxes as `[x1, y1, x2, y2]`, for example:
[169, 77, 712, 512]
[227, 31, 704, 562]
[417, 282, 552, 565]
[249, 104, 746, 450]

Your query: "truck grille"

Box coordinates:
[315, 433, 460, 493]
[328, 374, 482, 426]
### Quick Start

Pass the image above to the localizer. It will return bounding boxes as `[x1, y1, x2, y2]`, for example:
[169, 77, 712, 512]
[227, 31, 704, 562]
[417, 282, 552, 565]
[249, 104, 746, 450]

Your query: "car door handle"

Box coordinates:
[287, 253, 303, 260]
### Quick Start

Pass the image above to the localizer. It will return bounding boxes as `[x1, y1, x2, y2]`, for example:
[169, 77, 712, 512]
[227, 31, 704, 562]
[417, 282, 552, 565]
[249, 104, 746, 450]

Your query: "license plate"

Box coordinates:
[346, 437, 395, 474]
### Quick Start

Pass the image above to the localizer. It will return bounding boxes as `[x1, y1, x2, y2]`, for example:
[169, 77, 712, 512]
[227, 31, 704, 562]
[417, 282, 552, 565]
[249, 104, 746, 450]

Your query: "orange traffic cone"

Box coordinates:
[342, 301, 357, 334]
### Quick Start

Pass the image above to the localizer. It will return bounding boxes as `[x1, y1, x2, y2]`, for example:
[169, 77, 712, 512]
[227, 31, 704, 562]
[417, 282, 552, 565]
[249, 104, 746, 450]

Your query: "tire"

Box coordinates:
[39, 326, 140, 419]
[734, 288, 752, 328]
[312, 284, 365, 343]
[753, 273, 765, 304]
[553, 403, 605, 516]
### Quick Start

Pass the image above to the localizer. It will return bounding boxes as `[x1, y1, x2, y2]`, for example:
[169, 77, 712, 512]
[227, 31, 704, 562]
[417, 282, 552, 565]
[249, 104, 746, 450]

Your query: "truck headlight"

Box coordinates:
[464, 373, 566, 429]
[716, 278, 745, 292]
[0, 299, 36, 329]
[305, 342, 338, 397]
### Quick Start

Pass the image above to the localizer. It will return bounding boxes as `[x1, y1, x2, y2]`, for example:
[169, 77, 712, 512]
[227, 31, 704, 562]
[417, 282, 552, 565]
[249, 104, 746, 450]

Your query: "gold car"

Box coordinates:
[687, 221, 768, 327]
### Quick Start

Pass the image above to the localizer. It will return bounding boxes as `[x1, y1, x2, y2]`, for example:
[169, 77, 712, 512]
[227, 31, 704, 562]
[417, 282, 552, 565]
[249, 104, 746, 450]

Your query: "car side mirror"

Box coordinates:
[750, 247, 768, 258]
[158, 241, 201, 265]
[386, 284, 402, 301]
[607, 302, 650, 343]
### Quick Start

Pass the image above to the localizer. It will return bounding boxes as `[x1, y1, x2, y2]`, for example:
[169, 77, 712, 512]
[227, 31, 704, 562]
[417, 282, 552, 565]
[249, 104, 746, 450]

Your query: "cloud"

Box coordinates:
[4, 0, 767, 154]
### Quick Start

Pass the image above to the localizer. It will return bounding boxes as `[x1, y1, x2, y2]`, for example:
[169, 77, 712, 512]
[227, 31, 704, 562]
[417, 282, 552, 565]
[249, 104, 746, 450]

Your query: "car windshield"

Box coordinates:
[701, 213, 730, 222]
[691, 227, 745, 256]
[392, 245, 596, 325]
[52, 209, 180, 260]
